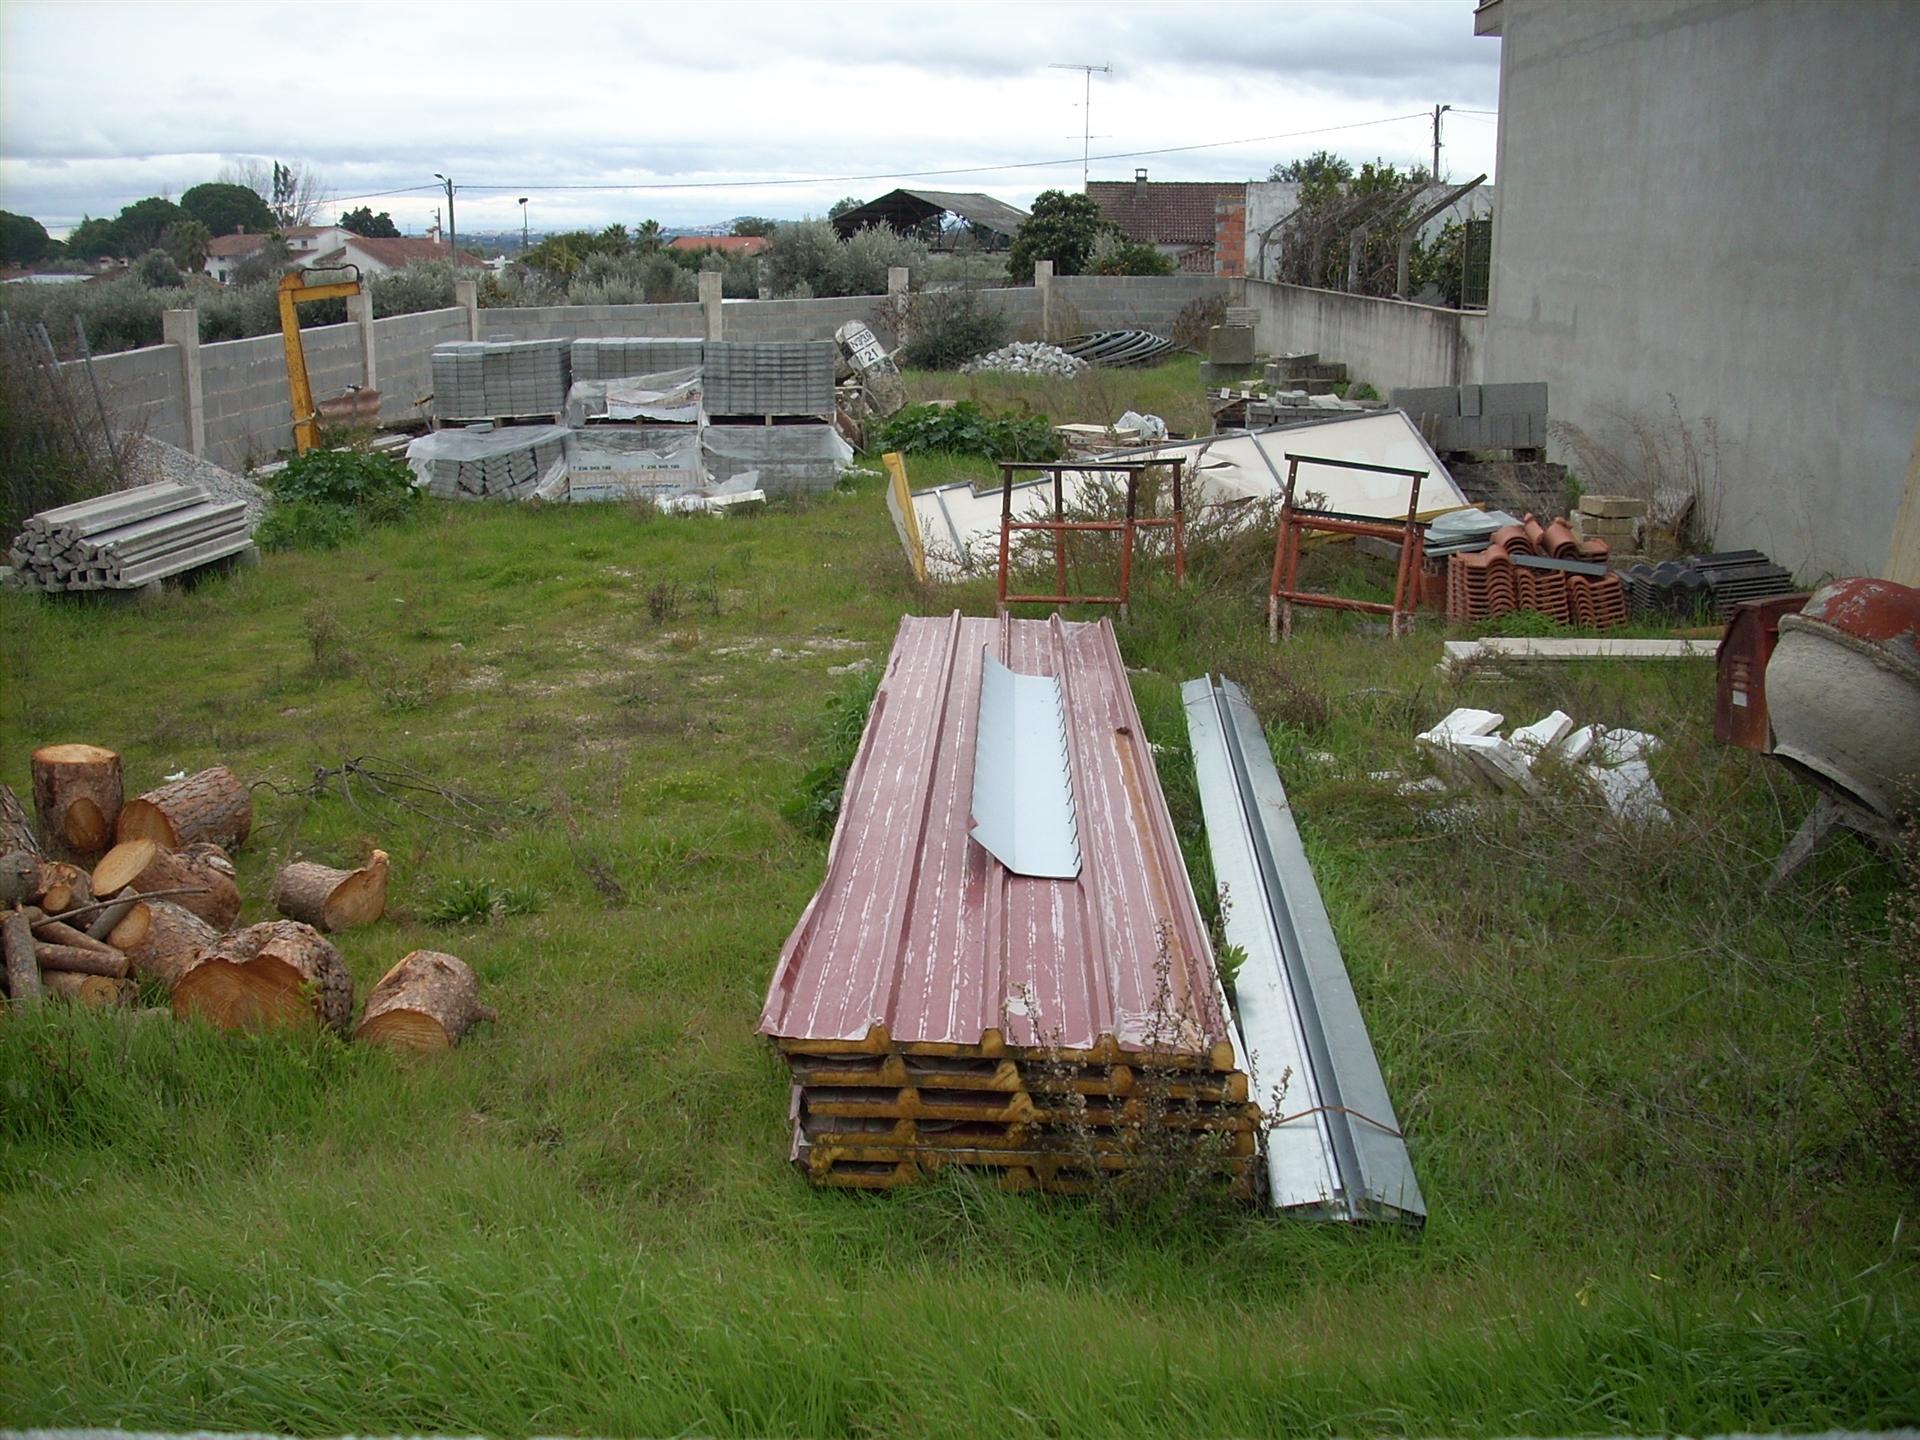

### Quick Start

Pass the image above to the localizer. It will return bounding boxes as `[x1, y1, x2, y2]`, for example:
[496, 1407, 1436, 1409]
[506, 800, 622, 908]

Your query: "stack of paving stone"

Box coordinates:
[702, 341, 835, 416]
[7, 482, 252, 591]
[1569, 492, 1643, 548]
[431, 340, 571, 420]
[413, 425, 571, 501]
[571, 337, 705, 384]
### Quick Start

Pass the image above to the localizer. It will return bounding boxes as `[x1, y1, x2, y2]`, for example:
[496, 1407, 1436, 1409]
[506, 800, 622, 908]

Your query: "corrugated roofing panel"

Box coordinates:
[759, 612, 1237, 1066]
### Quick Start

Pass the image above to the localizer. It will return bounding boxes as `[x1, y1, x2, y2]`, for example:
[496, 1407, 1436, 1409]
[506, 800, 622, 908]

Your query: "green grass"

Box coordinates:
[2, 409, 1917, 1435]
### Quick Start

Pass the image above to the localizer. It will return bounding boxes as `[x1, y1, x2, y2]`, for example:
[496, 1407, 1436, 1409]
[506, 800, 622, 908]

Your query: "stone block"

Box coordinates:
[1576, 493, 1646, 519]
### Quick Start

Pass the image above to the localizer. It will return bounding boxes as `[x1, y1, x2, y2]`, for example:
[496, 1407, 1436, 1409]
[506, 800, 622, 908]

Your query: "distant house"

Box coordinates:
[829, 190, 1029, 249]
[667, 235, 771, 258]
[1086, 171, 1246, 273]
[206, 226, 484, 283]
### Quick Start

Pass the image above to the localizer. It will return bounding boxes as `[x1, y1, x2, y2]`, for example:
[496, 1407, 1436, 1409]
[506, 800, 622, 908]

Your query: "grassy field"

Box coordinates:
[1, 363, 1916, 1436]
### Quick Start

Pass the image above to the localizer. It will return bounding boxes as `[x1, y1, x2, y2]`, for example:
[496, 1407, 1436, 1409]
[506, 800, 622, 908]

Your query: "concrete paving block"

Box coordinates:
[1576, 493, 1646, 519]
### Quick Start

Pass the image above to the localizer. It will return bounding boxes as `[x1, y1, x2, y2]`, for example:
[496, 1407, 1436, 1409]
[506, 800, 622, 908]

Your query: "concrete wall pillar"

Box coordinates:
[454, 278, 479, 340]
[699, 271, 724, 341]
[347, 290, 377, 394]
[887, 265, 910, 296]
[1034, 260, 1055, 340]
[160, 308, 205, 458]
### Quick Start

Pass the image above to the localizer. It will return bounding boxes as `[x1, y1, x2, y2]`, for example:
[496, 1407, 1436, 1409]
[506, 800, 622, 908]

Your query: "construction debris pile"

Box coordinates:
[760, 615, 1261, 1196]
[1414, 706, 1669, 823]
[416, 336, 850, 506]
[959, 341, 1089, 377]
[1, 744, 493, 1050]
[7, 481, 255, 593]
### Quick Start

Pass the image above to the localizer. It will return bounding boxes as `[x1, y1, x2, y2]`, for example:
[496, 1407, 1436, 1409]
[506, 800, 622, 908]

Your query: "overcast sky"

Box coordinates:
[0, 0, 1500, 240]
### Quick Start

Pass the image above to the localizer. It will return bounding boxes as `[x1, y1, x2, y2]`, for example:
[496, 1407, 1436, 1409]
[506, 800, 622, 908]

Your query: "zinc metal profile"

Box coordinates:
[1181, 674, 1425, 1224]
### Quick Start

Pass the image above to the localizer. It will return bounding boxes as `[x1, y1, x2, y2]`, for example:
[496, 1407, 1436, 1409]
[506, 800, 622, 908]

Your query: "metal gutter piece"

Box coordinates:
[1182, 674, 1425, 1223]
[970, 652, 1081, 879]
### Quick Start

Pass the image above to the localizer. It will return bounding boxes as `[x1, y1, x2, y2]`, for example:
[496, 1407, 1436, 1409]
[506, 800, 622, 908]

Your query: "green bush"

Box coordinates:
[256, 447, 420, 552]
[872, 400, 1062, 463]
[895, 289, 1008, 371]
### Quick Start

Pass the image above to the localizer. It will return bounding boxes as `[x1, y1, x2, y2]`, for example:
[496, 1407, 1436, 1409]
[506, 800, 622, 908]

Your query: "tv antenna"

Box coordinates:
[1049, 62, 1113, 186]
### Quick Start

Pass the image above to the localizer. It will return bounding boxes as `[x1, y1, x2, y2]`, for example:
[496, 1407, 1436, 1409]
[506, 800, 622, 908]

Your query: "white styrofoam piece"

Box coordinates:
[1510, 710, 1575, 754]
[1592, 727, 1663, 765]
[1559, 724, 1600, 764]
[1416, 707, 1505, 743]
[1588, 757, 1669, 823]
[1450, 733, 1540, 795]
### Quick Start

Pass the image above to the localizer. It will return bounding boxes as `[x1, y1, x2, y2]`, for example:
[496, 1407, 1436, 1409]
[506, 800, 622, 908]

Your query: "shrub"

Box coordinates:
[1086, 231, 1176, 277]
[872, 400, 1062, 463]
[893, 289, 1008, 371]
[256, 446, 419, 551]
[0, 329, 141, 535]
[133, 249, 183, 289]
[1170, 294, 1228, 351]
[834, 225, 928, 297]
[783, 668, 882, 838]
[765, 219, 843, 298]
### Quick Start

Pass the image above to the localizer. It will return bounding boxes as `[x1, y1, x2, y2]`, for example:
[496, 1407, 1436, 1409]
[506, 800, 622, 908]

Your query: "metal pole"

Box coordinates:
[73, 317, 125, 487]
[519, 197, 529, 251]
[1431, 105, 1450, 180]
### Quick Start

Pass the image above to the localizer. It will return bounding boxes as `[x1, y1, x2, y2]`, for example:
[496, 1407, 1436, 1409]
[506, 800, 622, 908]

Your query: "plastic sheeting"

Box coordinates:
[566, 367, 705, 426]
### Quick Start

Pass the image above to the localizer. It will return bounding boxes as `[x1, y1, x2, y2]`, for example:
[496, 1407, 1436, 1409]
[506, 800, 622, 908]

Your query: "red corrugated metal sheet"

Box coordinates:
[759, 611, 1238, 1070]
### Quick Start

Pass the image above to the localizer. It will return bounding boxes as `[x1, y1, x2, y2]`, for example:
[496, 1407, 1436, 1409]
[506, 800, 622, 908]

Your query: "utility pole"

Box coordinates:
[518, 197, 529, 251]
[1049, 62, 1112, 186]
[434, 173, 456, 260]
[1431, 105, 1452, 180]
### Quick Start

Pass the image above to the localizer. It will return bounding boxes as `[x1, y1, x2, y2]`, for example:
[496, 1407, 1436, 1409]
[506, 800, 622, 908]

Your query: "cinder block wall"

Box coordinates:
[200, 324, 363, 472]
[1240, 280, 1470, 391]
[1054, 275, 1239, 334]
[374, 307, 470, 422]
[480, 303, 706, 344]
[60, 346, 191, 451]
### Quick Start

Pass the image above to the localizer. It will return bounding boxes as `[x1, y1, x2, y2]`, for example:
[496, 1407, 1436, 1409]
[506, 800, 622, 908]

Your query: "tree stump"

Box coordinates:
[270, 850, 389, 932]
[117, 900, 216, 992]
[127, 842, 241, 930]
[355, 950, 495, 1052]
[4, 907, 41, 1006]
[117, 766, 252, 850]
[173, 920, 351, 1033]
[0, 783, 41, 858]
[42, 971, 132, 1008]
[30, 744, 123, 862]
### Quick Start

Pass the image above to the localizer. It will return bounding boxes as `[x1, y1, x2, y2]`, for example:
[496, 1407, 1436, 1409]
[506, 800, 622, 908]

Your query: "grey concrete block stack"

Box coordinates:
[1391, 382, 1549, 453]
[702, 342, 835, 416]
[431, 340, 572, 420]
[571, 338, 704, 383]
[417, 429, 570, 501]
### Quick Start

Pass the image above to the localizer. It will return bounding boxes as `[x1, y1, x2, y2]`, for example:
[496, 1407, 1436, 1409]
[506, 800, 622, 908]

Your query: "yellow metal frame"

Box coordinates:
[278, 266, 362, 455]
[883, 451, 928, 583]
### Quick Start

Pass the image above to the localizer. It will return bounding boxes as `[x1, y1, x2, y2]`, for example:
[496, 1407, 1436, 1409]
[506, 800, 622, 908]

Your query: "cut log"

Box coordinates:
[91, 838, 157, 898]
[30, 916, 116, 954]
[36, 942, 128, 979]
[86, 891, 141, 942]
[119, 900, 215, 991]
[4, 907, 41, 1006]
[0, 850, 37, 908]
[0, 783, 40, 857]
[34, 861, 91, 915]
[30, 744, 123, 862]
[172, 920, 351, 1033]
[270, 849, 389, 932]
[355, 949, 496, 1052]
[117, 766, 252, 850]
[42, 971, 132, 1008]
[127, 842, 240, 930]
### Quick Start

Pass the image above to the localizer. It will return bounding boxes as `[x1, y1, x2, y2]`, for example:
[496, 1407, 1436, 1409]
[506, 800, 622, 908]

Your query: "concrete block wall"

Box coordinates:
[61, 345, 190, 451]
[1241, 280, 1471, 392]
[480, 302, 706, 344]
[1052, 275, 1239, 335]
[372, 307, 470, 423]
[198, 323, 363, 472]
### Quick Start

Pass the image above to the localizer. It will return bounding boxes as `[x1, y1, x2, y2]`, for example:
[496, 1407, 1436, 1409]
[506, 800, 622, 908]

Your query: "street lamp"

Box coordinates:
[518, 197, 529, 252]
[433, 173, 456, 261]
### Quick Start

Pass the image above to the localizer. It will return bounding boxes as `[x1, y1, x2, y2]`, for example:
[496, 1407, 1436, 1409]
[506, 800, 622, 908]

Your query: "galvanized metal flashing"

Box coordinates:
[970, 653, 1081, 880]
[1182, 674, 1425, 1223]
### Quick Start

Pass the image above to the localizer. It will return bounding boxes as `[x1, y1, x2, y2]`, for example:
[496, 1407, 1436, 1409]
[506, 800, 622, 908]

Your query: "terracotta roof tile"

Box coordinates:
[1086, 180, 1244, 246]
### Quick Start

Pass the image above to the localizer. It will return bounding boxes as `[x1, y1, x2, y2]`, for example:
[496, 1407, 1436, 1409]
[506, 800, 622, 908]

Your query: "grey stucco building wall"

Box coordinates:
[1475, 0, 1920, 580]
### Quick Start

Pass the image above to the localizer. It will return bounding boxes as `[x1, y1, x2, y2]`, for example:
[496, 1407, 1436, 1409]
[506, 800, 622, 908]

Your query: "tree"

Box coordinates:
[1006, 190, 1110, 280]
[230, 235, 293, 287]
[220, 158, 326, 226]
[67, 215, 123, 259]
[338, 206, 400, 238]
[731, 216, 777, 238]
[0, 211, 53, 265]
[828, 196, 865, 222]
[160, 218, 211, 272]
[1269, 150, 1355, 190]
[115, 197, 186, 255]
[1086, 232, 1176, 277]
[634, 219, 664, 253]
[134, 249, 183, 288]
[180, 181, 274, 237]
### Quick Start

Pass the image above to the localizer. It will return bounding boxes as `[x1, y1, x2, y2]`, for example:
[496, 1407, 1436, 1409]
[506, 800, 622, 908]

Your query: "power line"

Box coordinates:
[319, 109, 1433, 207]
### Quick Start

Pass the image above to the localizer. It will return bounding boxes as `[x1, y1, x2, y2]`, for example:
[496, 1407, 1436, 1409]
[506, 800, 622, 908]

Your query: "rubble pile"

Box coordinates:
[959, 342, 1089, 378]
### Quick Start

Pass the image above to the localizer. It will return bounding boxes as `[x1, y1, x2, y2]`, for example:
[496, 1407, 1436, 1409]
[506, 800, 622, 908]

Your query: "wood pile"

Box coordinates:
[0, 748, 491, 1051]
[7, 481, 253, 592]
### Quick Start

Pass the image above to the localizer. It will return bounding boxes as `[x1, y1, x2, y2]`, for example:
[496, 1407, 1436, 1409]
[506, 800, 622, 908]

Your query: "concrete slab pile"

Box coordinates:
[7, 482, 254, 591]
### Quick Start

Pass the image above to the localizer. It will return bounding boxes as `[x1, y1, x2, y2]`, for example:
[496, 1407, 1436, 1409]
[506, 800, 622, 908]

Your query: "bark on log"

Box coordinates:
[270, 850, 389, 932]
[0, 783, 40, 858]
[86, 891, 141, 942]
[34, 861, 91, 915]
[0, 850, 37, 908]
[36, 942, 128, 979]
[30, 916, 115, 954]
[355, 949, 495, 1052]
[128, 843, 240, 930]
[118, 900, 214, 991]
[42, 971, 132, 1007]
[173, 920, 351, 1033]
[117, 766, 252, 850]
[30, 744, 123, 862]
[4, 907, 41, 1006]
[91, 838, 157, 898]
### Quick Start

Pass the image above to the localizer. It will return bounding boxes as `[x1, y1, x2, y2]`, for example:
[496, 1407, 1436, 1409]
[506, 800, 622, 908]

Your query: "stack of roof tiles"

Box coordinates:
[760, 613, 1259, 1195]
[1445, 514, 1629, 628]
[1624, 551, 1798, 621]
[570, 339, 834, 416]
[431, 340, 572, 420]
[8, 482, 252, 591]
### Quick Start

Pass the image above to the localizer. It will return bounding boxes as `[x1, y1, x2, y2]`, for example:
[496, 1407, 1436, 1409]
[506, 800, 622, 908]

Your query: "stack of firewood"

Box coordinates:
[2, 744, 494, 1051]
